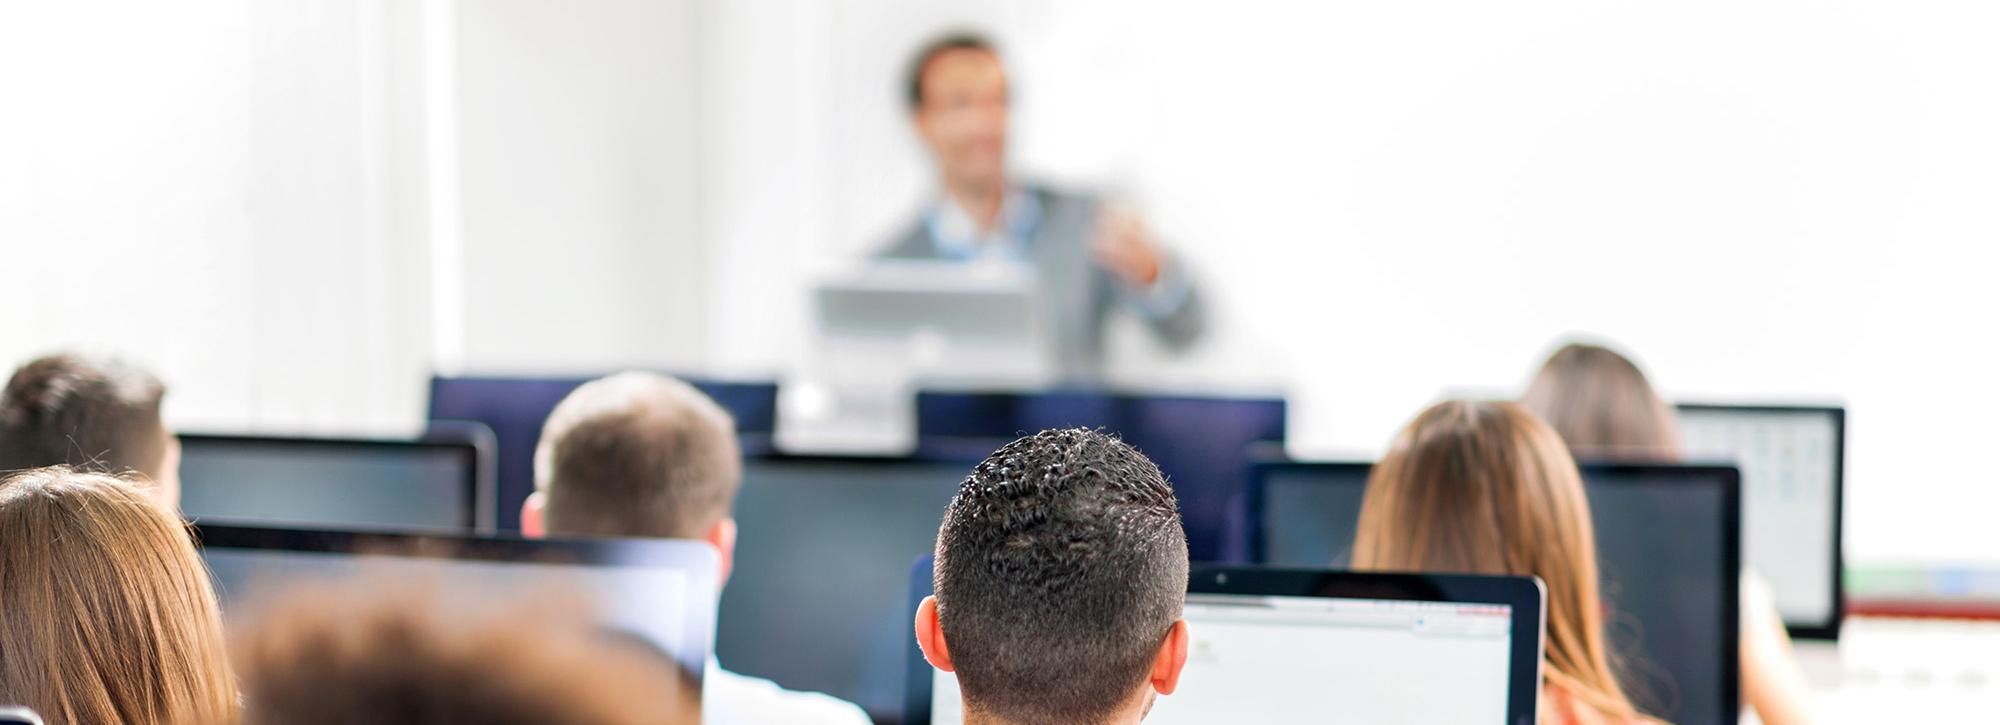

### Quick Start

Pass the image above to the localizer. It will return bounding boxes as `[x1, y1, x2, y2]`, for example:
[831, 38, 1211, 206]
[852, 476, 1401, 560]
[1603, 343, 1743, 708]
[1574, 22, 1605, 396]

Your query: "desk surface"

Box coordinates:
[1784, 617, 2000, 724]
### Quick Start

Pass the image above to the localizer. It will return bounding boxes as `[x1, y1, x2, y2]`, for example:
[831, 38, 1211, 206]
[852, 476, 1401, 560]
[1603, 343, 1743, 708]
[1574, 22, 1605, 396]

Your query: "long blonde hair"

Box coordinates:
[1520, 342, 1681, 461]
[1353, 401, 1651, 723]
[0, 467, 236, 725]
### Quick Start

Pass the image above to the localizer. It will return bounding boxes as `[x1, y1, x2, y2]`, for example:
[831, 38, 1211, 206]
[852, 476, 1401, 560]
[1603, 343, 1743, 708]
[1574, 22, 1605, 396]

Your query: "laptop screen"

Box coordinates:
[926, 592, 1517, 724]
[1254, 462, 1739, 724]
[197, 526, 719, 677]
[179, 435, 479, 532]
[911, 567, 1545, 725]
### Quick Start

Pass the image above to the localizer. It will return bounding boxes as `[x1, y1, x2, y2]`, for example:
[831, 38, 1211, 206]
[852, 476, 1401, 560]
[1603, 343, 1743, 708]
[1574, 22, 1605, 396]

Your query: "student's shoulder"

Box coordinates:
[704, 667, 874, 725]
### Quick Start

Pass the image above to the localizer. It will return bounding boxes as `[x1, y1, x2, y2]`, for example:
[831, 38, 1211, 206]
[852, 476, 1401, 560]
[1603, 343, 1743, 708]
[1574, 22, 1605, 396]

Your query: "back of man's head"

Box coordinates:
[533, 372, 740, 539]
[0, 353, 170, 482]
[932, 428, 1188, 724]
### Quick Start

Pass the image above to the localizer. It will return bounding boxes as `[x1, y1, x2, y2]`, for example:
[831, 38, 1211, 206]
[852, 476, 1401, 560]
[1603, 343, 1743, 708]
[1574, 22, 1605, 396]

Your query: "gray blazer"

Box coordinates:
[877, 186, 1204, 381]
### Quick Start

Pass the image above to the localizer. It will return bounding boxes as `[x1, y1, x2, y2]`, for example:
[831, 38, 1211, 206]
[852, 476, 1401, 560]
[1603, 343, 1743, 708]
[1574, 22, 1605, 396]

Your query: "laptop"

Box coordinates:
[813, 260, 1053, 387]
[906, 559, 1546, 725]
[1249, 460, 1741, 724]
[178, 428, 496, 533]
[195, 524, 718, 677]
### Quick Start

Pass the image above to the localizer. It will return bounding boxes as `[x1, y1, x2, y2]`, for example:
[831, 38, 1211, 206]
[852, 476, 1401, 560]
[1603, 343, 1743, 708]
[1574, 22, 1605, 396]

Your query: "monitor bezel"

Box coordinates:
[178, 432, 497, 533]
[903, 558, 1546, 725]
[192, 523, 718, 677]
[1674, 402, 1846, 640]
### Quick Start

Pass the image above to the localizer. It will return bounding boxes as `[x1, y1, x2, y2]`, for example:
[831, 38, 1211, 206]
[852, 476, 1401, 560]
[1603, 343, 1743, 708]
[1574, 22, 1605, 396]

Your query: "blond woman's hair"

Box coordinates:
[1354, 401, 1655, 724]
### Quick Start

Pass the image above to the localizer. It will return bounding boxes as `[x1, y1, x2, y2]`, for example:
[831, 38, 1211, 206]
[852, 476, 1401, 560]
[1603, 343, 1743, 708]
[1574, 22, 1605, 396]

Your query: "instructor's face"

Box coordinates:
[913, 49, 1009, 189]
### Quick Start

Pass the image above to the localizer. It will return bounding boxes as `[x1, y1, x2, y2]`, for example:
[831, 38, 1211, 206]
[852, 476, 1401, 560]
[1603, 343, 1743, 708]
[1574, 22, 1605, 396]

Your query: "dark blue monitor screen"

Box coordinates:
[1253, 461, 1740, 725]
[914, 390, 1286, 562]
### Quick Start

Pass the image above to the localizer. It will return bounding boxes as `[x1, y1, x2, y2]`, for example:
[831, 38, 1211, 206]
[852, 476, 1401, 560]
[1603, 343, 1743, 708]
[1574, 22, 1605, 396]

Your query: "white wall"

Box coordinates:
[0, 0, 709, 436]
[452, 0, 707, 374]
[699, 0, 2000, 564]
[0, 0, 434, 434]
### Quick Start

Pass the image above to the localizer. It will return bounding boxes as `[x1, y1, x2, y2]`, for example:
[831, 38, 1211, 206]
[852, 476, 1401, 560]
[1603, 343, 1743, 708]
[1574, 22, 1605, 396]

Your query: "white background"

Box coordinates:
[3, 0, 1997, 564]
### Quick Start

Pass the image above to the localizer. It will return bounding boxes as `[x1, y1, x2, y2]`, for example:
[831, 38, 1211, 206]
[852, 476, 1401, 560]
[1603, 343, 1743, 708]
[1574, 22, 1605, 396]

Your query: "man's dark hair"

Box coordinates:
[0, 353, 169, 480]
[933, 428, 1188, 724]
[904, 32, 999, 110]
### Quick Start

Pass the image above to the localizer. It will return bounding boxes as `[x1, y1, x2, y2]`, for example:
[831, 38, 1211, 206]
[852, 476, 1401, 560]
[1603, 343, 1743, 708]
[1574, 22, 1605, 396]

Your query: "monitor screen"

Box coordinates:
[1254, 462, 1739, 725]
[179, 435, 480, 532]
[1675, 404, 1844, 636]
[197, 526, 718, 677]
[717, 454, 975, 722]
[913, 390, 1286, 561]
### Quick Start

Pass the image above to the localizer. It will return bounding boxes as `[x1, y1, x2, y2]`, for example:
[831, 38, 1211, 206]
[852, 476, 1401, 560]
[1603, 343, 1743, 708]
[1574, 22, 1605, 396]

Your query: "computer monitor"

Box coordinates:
[717, 452, 979, 723]
[814, 260, 1054, 386]
[1249, 461, 1740, 725]
[913, 389, 1287, 562]
[178, 431, 494, 533]
[1676, 403, 1845, 639]
[426, 374, 778, 531]
[195, 524, 718, 677]
[906, 560, 1546, 725]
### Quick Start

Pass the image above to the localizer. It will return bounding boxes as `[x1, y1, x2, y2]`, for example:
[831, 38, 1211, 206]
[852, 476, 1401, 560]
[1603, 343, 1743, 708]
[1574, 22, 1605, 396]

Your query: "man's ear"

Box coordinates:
[1150, 619, 1190, 696]
[520, 491, 547, 539]
[702, 517, 738, 585]
[914, 595, 955, 673]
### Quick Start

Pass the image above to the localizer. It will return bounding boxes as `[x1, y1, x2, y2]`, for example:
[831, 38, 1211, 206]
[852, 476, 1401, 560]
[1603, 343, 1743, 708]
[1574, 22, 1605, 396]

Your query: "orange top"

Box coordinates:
[1542, 683, 1651, 725]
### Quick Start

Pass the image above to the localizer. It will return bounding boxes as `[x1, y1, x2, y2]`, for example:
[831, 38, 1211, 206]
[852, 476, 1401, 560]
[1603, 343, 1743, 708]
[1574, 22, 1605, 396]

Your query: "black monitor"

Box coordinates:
[717, 452, 979, 723]
[178, 430, 494, 533]
[426, 374, 779, 531]
[194, 524, 719, 677]
[913, 389, 1287, 562]
[1248, 461, 1740, 725]
[906, 558, 1548, 725]
[1676, 403, 1845, 639]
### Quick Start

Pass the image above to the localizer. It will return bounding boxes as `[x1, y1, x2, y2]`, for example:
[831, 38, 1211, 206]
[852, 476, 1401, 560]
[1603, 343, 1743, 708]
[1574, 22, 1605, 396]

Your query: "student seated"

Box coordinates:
[231, 584, 698, 725]
[0, 467, 235, 725]
[1521, 341, 1816, 725]
[0, 353, 180, 507]
[1353, 401, 1659, 725]
[914, 428, 1191, 725]
[519, 371, 871, 725]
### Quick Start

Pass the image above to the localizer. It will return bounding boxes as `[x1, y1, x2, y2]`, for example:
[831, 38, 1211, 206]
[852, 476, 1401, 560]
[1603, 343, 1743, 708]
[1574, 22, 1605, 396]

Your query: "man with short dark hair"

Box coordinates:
[881, 34, 1205, 380]
[915, 428, 1191, 725]
[521, 371, 870, 725]
[0, 353, 180, 506]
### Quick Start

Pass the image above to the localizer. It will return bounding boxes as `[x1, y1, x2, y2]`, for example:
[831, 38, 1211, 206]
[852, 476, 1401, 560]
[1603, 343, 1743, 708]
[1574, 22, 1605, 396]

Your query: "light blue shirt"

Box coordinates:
[924, 189, 1192, 320]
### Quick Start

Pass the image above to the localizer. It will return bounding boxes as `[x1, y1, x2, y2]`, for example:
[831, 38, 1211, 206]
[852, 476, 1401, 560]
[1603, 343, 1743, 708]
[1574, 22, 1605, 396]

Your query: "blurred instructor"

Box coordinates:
[878, 34, 1204, 379]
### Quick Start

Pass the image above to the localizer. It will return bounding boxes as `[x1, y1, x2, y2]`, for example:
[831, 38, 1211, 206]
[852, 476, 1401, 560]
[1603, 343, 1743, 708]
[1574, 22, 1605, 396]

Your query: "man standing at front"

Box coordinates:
[880, 34, 1205, 380]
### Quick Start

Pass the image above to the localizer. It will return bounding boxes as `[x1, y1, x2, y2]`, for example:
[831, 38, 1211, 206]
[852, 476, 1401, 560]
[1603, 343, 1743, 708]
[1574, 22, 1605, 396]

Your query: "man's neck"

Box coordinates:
[944, 176, 1009, 233]
[961, 698, 1145, 725]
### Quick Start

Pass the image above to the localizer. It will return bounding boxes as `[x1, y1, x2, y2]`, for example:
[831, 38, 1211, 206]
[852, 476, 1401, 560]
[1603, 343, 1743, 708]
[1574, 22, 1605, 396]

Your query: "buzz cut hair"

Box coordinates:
[933, 427, 1188, 724]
